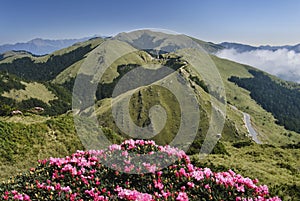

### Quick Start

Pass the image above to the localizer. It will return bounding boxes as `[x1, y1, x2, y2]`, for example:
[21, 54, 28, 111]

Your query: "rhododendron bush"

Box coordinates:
[0, 139, 281, 200]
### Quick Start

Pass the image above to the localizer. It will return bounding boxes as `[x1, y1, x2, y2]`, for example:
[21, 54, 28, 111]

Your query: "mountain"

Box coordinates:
[220, 42, 300, 53]
[0, 30, 299, 199]
[0, 30, 299, 140]
[0, 36, 103, 55]
[115, 29, 223, 53]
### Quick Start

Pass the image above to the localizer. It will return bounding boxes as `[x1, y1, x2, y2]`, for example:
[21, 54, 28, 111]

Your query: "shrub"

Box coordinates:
[0, 139, 281, 200]
[232, 141, 253, 148]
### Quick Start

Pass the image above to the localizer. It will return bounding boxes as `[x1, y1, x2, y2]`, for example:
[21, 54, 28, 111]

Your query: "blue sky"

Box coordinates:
[1, 0, 300, 45]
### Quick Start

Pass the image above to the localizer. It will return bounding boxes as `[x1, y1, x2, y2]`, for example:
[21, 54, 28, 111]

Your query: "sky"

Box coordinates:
[1, 0, 300, 46]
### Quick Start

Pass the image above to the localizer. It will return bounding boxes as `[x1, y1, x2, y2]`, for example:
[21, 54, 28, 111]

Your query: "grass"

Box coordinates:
[54, 39, 156, 85]
[0, 113, 125, 180]
[52, 59, 86, 84]
[2, 81, 57, 103]
[129, 85, 181, 144]
[0, 114, 50, 125]
[190, 36, 224, 53]
[70, 40, 149, 84]
[0, 114, 83, 179]
[0, 51, 34, 64]
[33, 38, 103, 63]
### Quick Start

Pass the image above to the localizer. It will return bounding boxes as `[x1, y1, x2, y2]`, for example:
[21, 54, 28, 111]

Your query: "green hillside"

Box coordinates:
[87, 49, 299, 146]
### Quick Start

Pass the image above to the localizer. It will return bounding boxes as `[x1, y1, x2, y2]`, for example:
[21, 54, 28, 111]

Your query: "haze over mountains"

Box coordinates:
[219, 42, 300, 53]
[216, 42, 300, 83]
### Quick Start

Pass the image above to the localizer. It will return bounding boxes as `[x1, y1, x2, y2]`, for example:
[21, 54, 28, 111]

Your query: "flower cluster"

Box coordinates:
[0, 139, 281, 200]
[2, 191, 30, 201]
[115, 186, 153, 201]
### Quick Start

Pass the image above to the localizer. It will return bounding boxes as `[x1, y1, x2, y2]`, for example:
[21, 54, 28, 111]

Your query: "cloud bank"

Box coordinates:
[216, 48, 300, 83]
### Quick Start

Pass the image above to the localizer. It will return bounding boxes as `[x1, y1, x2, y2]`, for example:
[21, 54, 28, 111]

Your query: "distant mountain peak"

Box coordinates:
[28, 38, 49, 46]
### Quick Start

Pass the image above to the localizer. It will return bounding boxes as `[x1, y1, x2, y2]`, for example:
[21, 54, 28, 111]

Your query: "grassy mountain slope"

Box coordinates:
[90, 49, 299, 146]
[94, 60, 249, 145]
[229, 70, 300, 133]
[115, 29, 224, 54]
[0, 51, 36, 63]
[2, 81, 57, 103]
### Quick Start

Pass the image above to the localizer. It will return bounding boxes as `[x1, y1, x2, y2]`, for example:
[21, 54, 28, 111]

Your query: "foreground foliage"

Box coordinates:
[0, 140, 280, 200]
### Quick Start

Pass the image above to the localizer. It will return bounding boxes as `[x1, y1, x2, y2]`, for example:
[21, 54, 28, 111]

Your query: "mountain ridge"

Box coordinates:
[219, 41, 300, 53]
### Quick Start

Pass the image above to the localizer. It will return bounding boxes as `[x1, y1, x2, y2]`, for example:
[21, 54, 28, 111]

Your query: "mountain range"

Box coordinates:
[0, 30, 299, 199]
[2, 36, 300, 55]
[0, 36, 103, 55]
[219, 42, 300, 53]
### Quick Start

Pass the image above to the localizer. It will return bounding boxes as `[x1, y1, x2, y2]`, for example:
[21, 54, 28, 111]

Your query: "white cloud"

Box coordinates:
[216, 48, 300, 83]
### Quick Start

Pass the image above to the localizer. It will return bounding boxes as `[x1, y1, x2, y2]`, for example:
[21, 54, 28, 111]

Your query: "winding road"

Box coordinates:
[230, 105, 262, 144]
[242, 112, 262, 144]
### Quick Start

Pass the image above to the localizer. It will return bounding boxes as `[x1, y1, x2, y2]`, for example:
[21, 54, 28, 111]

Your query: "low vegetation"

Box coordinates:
[0, 139, 281, 200]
